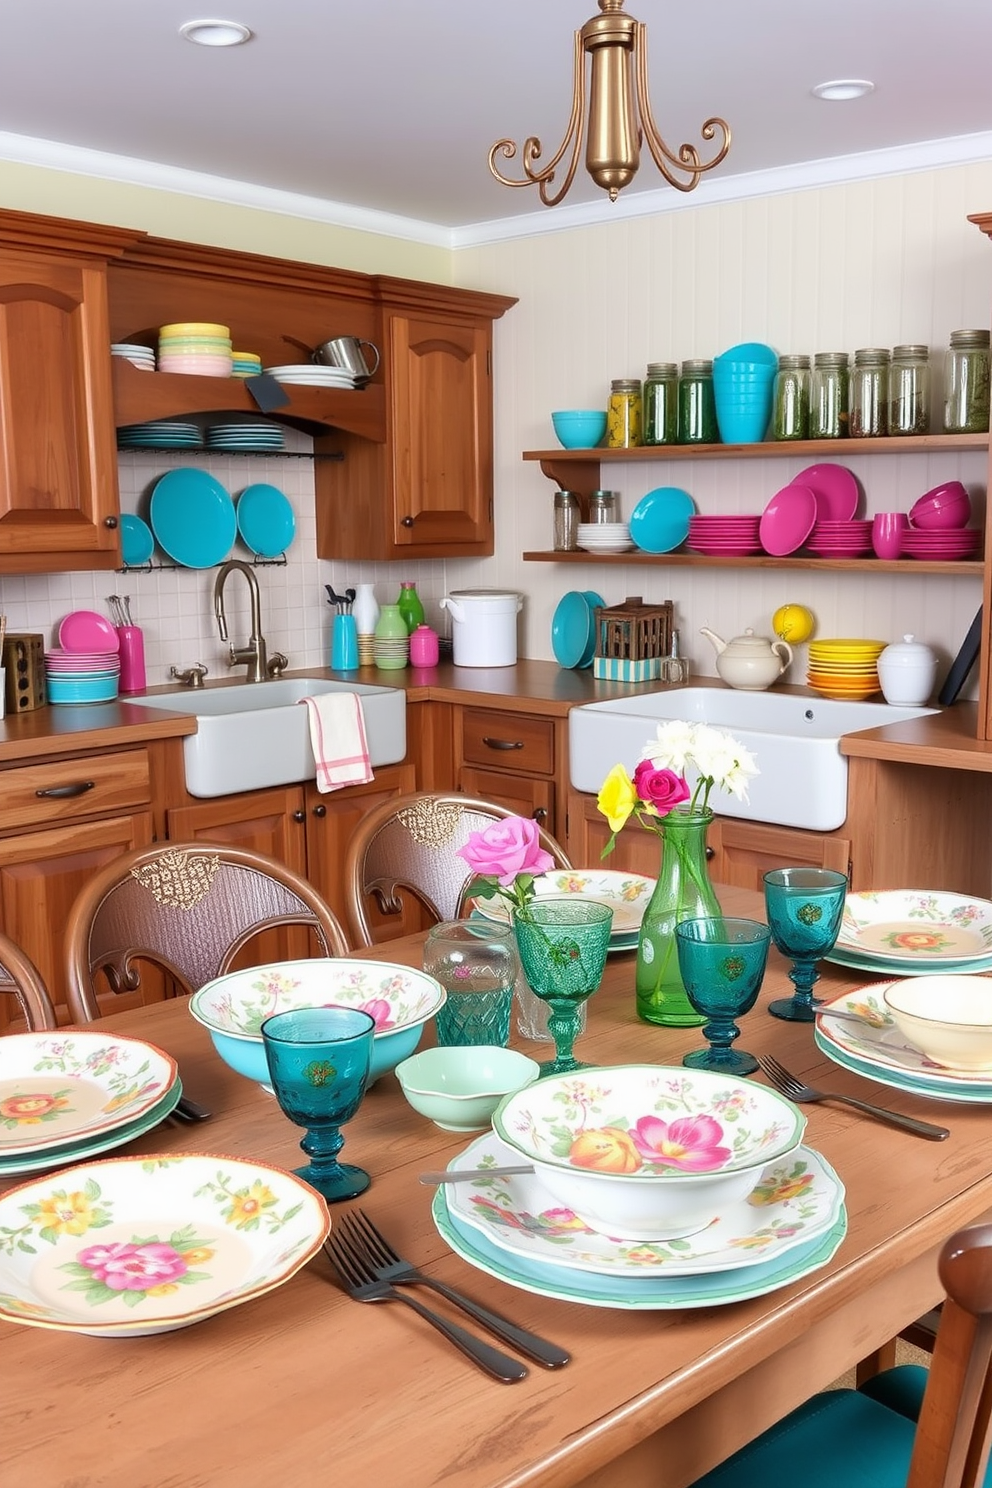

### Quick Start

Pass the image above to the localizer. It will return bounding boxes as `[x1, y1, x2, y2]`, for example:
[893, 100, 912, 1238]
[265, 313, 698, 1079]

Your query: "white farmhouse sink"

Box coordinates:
[569, 688, 938, 832]
[128, 678, 406, 798]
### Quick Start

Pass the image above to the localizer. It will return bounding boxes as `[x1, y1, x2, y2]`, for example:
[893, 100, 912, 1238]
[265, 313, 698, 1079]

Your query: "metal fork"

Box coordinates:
[757, 1054, 949, 1141]
[323, 1230, 528, 1383]
[340, 1209, 569, 1369]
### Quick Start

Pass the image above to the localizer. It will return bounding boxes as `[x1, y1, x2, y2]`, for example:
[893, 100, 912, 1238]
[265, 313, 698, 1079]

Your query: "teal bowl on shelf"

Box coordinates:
[551, 409, 608, 449]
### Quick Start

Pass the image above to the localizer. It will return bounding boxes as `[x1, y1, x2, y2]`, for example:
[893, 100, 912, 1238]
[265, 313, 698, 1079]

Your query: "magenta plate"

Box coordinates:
[57, 611, 119, 654]
[791, 464, 859, 521]
[759, 484, 819, 556]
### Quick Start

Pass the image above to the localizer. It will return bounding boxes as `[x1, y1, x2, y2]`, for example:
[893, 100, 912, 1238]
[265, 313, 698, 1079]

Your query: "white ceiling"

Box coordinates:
[2, 0, 992, 240]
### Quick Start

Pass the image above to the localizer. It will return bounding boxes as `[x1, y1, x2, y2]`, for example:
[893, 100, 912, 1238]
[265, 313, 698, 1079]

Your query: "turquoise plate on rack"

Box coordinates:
[236, 483, 296, 558]
[629, 487, 695, 553]
[120, 514, 155, 567]
[580, 590, 605, 667]
[149, 469, 236, 568]
[552, 590, 605, 669]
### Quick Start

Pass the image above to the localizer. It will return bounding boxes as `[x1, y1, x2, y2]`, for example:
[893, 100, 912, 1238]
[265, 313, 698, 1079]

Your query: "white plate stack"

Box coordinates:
[576, 522, 633, 554]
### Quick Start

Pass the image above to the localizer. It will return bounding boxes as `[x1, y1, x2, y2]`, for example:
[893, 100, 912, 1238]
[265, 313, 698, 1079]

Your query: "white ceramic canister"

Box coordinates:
[876, 634, 938, 706]
[440, 589, 523, 667]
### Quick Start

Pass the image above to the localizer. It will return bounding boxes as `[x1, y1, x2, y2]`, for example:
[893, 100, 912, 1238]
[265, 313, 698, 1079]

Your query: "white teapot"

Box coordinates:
[699, 626, 793, 691]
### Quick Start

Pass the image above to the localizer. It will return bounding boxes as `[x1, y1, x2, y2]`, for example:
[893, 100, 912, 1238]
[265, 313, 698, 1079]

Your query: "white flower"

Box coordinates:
[639, 719, 696, 775]
[638, 719, 758, 807]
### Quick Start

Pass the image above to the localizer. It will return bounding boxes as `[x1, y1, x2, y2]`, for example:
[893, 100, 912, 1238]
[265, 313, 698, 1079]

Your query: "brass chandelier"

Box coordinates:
[488, 0, 731, 207]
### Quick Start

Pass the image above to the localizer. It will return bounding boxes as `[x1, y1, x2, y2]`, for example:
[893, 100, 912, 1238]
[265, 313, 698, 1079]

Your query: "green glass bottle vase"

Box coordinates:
[635, 806, 719, 1027]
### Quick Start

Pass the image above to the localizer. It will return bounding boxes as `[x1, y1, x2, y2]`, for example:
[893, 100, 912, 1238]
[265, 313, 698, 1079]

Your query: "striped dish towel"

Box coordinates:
[299, 693, 374, 793]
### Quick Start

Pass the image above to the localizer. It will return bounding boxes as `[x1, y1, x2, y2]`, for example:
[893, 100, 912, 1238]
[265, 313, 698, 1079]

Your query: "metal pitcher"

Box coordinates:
[283, 333, 380, 379]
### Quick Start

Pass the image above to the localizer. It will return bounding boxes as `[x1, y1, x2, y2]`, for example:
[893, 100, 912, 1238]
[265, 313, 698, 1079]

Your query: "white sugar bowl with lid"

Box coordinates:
[877, 634, 937, 706]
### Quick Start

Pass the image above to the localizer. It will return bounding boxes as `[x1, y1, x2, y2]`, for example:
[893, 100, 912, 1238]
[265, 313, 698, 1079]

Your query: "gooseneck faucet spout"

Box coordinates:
[213, 560, 269, 683]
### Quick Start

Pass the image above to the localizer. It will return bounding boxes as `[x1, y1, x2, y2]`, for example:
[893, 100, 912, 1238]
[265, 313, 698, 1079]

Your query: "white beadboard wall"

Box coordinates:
[1, 159, 991, 695]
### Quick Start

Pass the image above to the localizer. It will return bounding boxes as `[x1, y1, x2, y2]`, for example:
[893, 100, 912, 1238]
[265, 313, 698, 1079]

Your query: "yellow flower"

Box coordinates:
[181, 1247, 215, 1266]
[227, 1182, 278, 1228]
[146, 1283, 181, 1297]
[597, 765, 637, 834]
[36, 1190, 97, 1237]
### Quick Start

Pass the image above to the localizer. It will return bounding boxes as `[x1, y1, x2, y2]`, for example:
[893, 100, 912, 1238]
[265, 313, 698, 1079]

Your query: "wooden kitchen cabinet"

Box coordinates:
[453, 705, 564, 838]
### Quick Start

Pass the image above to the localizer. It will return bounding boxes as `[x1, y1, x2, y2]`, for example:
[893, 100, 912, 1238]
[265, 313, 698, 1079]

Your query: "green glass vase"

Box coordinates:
[635, 806, 719, 1027]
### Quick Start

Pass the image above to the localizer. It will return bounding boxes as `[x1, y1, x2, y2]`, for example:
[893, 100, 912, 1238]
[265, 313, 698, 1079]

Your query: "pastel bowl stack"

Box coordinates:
[157, 321, 233, 377]
[111, 342, 155, 371]
[712, 343, 777, 445]
[806, 637, 886, 699]
[231, 351, 263, 379]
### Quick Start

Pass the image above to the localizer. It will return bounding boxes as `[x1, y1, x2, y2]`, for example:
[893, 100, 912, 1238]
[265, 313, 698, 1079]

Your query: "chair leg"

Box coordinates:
[899, 1306, 941, 1354]
[856, 1337, 898, 1386]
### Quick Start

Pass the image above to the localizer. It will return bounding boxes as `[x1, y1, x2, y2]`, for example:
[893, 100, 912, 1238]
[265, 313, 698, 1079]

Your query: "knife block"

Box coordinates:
[3, 635, 46, 712]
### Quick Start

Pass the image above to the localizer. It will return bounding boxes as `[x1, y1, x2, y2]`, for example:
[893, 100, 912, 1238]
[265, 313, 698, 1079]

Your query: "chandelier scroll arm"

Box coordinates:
[488, 26, 587, 207]
[633, 20, 731, 192]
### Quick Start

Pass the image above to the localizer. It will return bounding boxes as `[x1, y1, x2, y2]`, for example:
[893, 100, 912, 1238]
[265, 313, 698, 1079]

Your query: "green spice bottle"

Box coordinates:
[397, 581, 425, 633]
[943, 329, 990, 433]
[678, 360, 717, 444]
[809, 352, 849, 439]
[887, 344, 930, 436]
[849, 348, 890, 438]
[643, 361, 679, 445]
[772, 354, 811, 440]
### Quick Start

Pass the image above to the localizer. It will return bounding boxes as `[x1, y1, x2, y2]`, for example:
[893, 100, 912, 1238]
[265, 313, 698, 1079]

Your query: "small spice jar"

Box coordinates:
[589, 489, 620, 523]
[607, 378, 643, 447]
[943, 329, 991, 433]
[643, 361, 679, 446]
[887, 344, 930, 436]
[678, 359, 717, 444]
[849, 348, 890, 438]
[809, 352, 849, 439]
[553, 489, 580, 550]
[772, 354, 811, 441]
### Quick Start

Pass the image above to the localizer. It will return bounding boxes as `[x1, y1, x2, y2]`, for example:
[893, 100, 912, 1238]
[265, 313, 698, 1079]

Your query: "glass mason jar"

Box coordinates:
[887, 344, 930, 436]
[607, 378, 643, 448]
[809, 352, 849, 439]
[643, 361, 679, 445]
[772, 354, 811, 441]
[589, 489, 620, 523]
[423, 920, 518, 1048]
[849, 348, 890, 438]
[553, 489, 580, 550]
[678, 359, 717, 444]
[943, 329, 991, 433]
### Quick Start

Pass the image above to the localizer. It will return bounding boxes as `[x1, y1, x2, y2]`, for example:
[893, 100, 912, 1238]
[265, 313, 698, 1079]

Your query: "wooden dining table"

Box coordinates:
[6, 882, 992, 1488]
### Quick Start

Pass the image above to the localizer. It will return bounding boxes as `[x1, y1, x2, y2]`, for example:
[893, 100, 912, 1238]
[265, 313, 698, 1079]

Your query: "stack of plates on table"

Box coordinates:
[900, 528, 982, 560]
[205, 422, 285, 452]
[815, 985, 992, 1106]
[788, 463, 860, 521]
[263, 364, 358, 389]
[686, 514, 762, 555]
[470, 869, 654, 954]
[629, 487, 695, 553]
[157, 321, 233, 377]
[111, 342, 155, 371]
[807, 637, 885, 699]
[431, 1129, 847, 1310]
[551, 590, 604, 669]
[827, 889, 992, 976]
[0, 1149, 328, 1336]
[0, 1029, 181, 1179]
[576, 522, 633, 554]
[804, 519, 874, 557]
[231, 351, 262, 378]
[118, 420, 203, 449]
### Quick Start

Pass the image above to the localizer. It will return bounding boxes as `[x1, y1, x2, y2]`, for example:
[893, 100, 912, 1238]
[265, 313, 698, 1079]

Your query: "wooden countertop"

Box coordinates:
[0, 695, 196, 763]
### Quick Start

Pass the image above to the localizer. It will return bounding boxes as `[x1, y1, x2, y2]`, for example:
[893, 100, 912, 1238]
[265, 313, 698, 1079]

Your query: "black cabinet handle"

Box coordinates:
[292, 810, 305, 823]
[312, 804, 327, 818]
[103, 516, 118, 529]
[533, 808, 547, 823]
[705, 846, 715, 860]
[36, 781, 95, 799]
[482, 737, 524, 751]
[401, 516, 415, 528]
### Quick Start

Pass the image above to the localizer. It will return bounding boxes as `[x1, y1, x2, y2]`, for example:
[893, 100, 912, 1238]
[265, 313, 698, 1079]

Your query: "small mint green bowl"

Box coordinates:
[395, 1046, 540, 1132]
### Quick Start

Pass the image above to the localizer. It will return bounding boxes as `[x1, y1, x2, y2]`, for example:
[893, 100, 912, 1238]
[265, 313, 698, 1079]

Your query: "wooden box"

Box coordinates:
[592, 597, 673, 682]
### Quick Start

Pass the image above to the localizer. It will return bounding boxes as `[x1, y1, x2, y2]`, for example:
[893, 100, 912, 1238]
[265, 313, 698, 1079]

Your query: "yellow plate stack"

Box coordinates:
[807, 638, 886, 699]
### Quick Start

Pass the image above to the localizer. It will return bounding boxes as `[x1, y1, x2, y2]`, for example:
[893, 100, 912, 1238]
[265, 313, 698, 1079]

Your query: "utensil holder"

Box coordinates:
[331, 613, 359, 671]
[116, 625, 146, 694]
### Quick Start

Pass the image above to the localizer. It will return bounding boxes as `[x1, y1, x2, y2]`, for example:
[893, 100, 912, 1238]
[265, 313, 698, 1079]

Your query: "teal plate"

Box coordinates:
[630, 487, 696, 553]
[825, 945, 992, 977]
[120, 513, 155, 567]
[552, 590, 604, 669]
[432, 1186, 847, 1310]
[813, 1028, 992, 1104]
[236, 483, 296, 558]
[580, 590, 605, 667]
[0, 1081, 182, 1177]
[150, 468, 236, 568]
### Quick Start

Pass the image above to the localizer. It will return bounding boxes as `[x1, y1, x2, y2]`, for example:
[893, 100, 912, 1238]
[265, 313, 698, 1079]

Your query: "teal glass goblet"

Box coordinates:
[511, 900, 613, 1077]
[763, 867, 849, 1023]
[261, 1005, 375, 1202]
[674, 916, 771, 1074]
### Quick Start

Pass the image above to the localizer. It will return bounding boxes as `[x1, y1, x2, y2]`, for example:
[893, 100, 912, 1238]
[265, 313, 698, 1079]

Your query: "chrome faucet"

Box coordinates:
[213, 560, 268, 683]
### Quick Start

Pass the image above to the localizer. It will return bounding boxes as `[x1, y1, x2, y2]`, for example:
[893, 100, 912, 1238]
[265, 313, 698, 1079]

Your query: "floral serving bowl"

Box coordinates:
[395, 1045, 540, 1132]
[189, 958, 446, 1090]
[492, 1064, 805, 1240]
[881, 974, 992, 1070]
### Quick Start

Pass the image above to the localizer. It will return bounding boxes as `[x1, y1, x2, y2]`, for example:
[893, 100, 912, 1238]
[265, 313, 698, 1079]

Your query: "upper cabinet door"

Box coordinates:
[0, 250, 120, 573]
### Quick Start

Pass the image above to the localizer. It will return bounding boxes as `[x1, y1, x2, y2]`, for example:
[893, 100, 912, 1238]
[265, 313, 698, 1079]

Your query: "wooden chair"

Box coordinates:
[0, 932, 58, 1031]
[690, 1222, 992, 1488]
[343, 793, 572, 948]
[65, 842, 350, 1023]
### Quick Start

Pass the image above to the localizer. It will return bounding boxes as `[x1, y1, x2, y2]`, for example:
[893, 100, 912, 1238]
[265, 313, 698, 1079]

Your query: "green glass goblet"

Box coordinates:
[511, 900, 613, 1077]
[674, 916, 771, 1074]
[261, 1005, 375, 1202]
[763, 867, 849, 1023]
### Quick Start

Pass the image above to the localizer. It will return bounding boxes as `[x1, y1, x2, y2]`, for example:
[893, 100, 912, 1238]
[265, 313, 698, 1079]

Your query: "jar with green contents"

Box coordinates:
[849, 348, 890, 438]
[887, 344, 930, 436]
[809, 352, 849, 438]
[772, 354, 811, 440]
[943, 329, 991, 433]
[643, 361, 679, 445]
[607, 378, 643, 447]
[678, 359, 717, 444]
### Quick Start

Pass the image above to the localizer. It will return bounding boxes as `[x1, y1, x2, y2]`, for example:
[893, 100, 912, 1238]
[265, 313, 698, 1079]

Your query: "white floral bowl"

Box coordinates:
[882, 974, 992, 1070]
[492, 1064, 805, 1240]
[189, 959, 446, 1089]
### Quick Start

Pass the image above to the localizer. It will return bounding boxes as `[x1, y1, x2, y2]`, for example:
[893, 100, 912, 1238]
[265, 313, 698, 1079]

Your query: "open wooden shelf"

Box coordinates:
[523, 550, 984, 575]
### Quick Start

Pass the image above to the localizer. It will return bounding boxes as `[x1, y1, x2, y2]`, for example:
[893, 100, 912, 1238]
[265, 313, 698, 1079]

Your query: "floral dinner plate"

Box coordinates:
[444, 1131, 844, 1278]
[816, 987, 992, 1086]
[813, 1025, 992, 1105]
[837, 890, 992, 963]
[0, 1152, 329, 1336]
[469, 870, 655, 936]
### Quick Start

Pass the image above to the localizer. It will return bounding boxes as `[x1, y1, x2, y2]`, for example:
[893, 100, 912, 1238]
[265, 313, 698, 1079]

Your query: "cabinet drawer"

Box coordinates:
[0, 749, 152, 833]
[461, 711, 555, 775]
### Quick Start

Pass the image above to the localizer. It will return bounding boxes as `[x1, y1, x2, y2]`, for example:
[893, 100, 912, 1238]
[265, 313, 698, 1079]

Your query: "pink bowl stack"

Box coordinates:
[157, 322, 233, 377]
[686, 514, 763, 556]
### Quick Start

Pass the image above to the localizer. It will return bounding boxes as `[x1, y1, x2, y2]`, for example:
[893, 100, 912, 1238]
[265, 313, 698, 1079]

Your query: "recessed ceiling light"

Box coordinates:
[812, 79, 875, 102]
[179, 18, 253, 47]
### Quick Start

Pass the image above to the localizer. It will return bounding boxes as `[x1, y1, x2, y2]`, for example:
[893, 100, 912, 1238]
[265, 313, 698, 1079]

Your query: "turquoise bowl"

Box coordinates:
[552, 409, 608, 449]
[396, 1045, 540, 1132]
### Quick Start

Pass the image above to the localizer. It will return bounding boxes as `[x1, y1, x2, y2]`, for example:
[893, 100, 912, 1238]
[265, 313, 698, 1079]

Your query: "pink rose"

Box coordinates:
[632, 760, 690, 816]
[456, 816, 554, 887]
